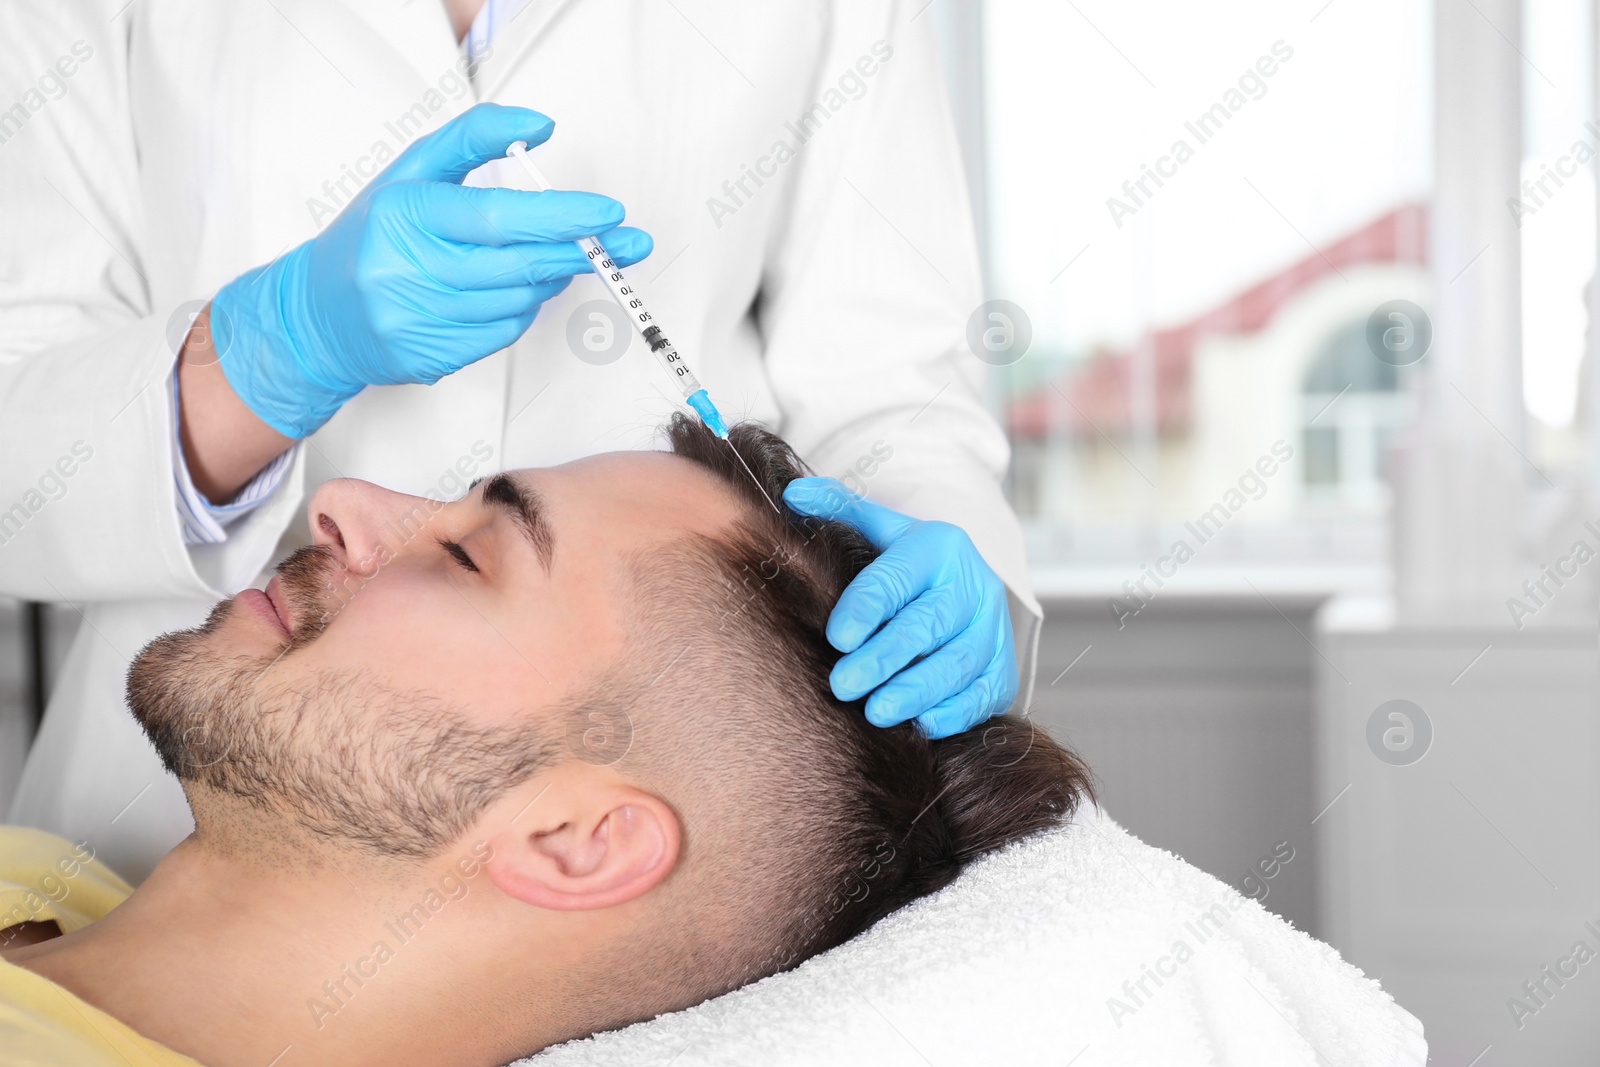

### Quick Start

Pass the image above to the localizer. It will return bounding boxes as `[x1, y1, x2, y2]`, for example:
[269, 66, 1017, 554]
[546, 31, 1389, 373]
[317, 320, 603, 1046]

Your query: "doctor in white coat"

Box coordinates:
[0, 0, 1043, 882]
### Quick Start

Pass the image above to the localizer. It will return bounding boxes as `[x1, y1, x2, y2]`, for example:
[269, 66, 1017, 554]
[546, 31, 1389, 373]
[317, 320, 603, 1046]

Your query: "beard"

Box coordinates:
[126, 545, 562, 858]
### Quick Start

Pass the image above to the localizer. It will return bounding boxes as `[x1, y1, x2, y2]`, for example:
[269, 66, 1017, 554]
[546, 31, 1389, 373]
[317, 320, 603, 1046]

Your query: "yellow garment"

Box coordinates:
[0, 826, 203, 1066]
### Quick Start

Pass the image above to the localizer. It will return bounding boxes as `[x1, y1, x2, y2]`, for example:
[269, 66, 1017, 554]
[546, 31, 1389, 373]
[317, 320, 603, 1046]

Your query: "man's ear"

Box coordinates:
[484, 774, 680, 912]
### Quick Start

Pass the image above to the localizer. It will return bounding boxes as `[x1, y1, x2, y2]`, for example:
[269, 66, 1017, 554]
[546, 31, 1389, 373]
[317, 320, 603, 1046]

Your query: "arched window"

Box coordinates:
[1300, 321, 1414, 507]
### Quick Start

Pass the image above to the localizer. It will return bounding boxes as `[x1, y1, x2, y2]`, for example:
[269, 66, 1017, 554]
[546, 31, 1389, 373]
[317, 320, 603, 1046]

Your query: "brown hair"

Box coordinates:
[597, 414, 1095, 1008]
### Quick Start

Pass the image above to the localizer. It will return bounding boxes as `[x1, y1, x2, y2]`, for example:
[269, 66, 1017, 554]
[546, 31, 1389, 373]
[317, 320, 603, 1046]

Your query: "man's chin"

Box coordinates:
[124, 599, 269, 735]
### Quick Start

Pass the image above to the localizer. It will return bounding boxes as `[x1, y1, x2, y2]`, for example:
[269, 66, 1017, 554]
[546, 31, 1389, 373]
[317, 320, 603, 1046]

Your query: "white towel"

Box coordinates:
[524, 804, 1426, 1066]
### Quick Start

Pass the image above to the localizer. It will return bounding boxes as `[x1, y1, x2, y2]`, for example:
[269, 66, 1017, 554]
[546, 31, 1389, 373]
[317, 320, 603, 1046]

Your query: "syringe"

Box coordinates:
[499, 140, 774, 511]
[503, 141, 779, 513]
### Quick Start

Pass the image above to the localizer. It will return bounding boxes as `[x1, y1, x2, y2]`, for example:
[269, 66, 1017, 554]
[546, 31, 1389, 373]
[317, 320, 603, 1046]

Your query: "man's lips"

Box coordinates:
[238, 580, 292, 640]
[264, 575, 291, 630]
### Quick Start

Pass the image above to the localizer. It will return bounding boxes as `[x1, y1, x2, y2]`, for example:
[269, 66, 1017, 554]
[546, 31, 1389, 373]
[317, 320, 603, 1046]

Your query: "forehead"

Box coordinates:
[533, 450, 748, 550]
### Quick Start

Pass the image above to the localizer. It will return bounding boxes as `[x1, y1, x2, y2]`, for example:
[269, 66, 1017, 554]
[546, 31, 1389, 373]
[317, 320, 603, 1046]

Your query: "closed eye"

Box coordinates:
[437, 538, 479, 573]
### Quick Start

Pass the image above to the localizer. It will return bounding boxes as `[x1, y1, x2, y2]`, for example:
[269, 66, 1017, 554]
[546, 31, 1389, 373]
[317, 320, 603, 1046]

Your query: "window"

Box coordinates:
[1298, 320, 1415, 509]
[978, 0, 1434, 583]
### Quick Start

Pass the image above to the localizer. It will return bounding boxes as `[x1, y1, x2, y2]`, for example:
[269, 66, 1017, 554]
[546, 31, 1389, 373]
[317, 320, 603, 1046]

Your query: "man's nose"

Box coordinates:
[306, 478, 437, 578]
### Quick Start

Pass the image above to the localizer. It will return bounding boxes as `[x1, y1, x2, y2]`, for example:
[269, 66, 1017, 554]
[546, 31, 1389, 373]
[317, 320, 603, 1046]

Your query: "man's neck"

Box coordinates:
[7, 835, 573, 1067]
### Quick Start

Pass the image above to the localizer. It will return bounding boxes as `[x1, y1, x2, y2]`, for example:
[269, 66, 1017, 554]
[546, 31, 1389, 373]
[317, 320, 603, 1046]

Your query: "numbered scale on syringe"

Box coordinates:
[500, 140, 747, 459]
[576, 236, 702, 396]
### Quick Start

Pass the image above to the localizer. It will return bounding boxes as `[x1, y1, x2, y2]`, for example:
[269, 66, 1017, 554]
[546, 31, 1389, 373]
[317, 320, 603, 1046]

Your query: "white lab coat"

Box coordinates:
[0, 0, 1041, 881]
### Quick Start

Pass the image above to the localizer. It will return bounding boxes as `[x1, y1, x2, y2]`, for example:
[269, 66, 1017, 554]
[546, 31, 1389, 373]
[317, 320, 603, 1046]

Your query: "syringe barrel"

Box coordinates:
[504, 144, 706, 400]
[576, 236, 703, 398]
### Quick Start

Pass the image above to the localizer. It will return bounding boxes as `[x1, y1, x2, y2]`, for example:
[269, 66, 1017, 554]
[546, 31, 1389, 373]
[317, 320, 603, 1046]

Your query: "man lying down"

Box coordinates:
[0, 415, 1097, 1066]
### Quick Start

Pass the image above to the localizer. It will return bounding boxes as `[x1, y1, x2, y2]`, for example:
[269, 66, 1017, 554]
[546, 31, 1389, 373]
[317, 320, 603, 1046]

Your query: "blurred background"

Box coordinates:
[924, 0, 1598, 1063]
[3, 0, 1598, 1062]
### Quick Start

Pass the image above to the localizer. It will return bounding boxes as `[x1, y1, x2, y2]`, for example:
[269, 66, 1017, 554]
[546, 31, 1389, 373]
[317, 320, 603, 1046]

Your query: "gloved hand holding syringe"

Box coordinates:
[504, 141, 780, 513]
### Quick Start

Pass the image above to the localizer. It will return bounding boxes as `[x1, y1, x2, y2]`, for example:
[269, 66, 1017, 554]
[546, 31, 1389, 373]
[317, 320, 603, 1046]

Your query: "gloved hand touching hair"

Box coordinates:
[211, 103, 652, 439]
[782, 478, 1019, 740]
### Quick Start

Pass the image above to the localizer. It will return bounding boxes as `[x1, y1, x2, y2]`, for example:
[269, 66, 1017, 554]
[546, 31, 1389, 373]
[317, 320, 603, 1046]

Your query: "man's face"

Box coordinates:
[128, 450, 745, 856]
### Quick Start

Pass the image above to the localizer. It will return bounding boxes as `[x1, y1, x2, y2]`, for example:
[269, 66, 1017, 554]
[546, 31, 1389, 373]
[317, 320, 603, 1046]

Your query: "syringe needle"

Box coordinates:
[726, 438, 782, 515]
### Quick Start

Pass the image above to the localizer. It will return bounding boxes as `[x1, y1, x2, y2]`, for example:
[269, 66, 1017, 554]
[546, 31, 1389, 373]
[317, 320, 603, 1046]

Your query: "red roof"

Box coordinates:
[1007, 203, 1428, 439]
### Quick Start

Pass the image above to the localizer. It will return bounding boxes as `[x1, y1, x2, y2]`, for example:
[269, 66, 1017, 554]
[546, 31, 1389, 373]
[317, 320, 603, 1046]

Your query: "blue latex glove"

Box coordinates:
[782, 477, 1018, 738]
[210, 103, 652, 439]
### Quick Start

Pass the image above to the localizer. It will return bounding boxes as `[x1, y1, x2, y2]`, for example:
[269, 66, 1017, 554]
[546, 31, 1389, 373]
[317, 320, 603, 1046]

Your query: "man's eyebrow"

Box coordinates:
[479, 472, 554, 574]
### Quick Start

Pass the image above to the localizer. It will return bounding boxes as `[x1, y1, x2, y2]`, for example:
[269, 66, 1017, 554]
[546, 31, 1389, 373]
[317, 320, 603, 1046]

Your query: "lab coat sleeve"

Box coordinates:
[0, 1, 305, 603]
[168, 374, 297, 546]
[757, 0, 1044, 710]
